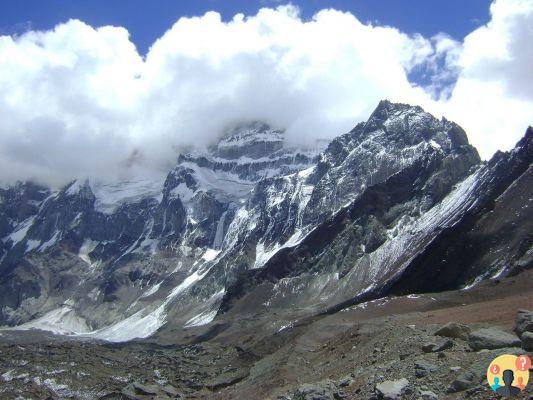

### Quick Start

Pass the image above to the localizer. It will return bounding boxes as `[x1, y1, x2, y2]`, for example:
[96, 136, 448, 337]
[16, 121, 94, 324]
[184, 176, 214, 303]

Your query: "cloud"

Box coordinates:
[0, 1, 531, 186]
[441, 0, 533, 159]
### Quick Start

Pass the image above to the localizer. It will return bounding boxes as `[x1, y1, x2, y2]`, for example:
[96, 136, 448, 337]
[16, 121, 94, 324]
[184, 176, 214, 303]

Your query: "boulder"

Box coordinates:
[294, 380, 337, 400]
[414, 359, 438, 378]
[515, 310, 533, 338]
[448, 371, 476, 393]
[419, 390, 438, 399]
[521, 331, 533, 351]
[120, 382, 181, 399]
[468, 328, 521, 350]
[421, 343, 436, 353]
[432, 338, 454, 352]
[338, 376, 354, 387]
[422, 338, 454, 353]
[375, 378, 409, 400]
[434, 322, 471, 340]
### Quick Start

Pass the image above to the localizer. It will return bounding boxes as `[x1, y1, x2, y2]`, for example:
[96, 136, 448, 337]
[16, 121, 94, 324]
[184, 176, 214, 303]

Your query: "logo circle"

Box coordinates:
[487, 354, 529, 394]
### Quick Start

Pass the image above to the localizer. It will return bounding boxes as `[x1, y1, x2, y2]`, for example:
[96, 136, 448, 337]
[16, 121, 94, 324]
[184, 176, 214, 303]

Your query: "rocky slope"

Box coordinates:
[0, 269, 531, 399]
[0, 101, 531, 347]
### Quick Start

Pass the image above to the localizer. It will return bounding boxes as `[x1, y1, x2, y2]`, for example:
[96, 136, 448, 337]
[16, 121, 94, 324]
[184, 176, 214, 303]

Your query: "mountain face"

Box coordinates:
[0, 101, 530, 343]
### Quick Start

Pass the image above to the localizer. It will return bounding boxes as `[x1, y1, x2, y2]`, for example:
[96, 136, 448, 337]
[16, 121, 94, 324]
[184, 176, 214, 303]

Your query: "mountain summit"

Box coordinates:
[0, 102, 530, 346]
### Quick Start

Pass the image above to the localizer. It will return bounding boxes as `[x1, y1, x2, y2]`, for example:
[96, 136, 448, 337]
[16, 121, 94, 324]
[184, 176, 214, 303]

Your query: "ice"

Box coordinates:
[65, 180, 82, 195]
[170, 183, 195, 202]
[141, 281, 162, 298]
[277, 321, 295, 333]
[133, 237, 159, 254]
[12, 306, 91, 335]
[202, 248, 221, 262]
[168, 268, 208, 299]
[84, 304, 166, 342]
[213, 211, 228, 249]
[87, 254, 219, 341]
[91, 177, 166, 214]
[429, 139, 442, 150]
[184, 309, 217, 328]
[4, 216, 35, 246]
[39, 230, 61, 252]
[1, 370, 15, 382]
[26, 239, 41, 253]
[217, 128, 283, 149]
[78, 239, 99, 265]
[343, 168, 483, 295]
[179, 162, 255, 201]
[253, 229, 307, 268]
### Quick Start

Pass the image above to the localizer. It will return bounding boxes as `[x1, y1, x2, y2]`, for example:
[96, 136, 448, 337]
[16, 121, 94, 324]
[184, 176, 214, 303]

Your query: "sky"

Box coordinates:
[0, 0, 532, 186]
[0, 1, 493, 56]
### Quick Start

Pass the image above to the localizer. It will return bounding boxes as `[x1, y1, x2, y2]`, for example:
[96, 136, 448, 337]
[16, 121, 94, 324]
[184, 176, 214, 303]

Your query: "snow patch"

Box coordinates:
[202, 248, 221, 262]
[84, 304, 166, 342]
[429, 139, 441, 150]
[4, 216, 35, 246]
[78, 239, 99, 267]
[253, 229, 307, 268]
[170, 183, 195, 202]
[12, 306, 91, 335]
[26, 239, 41, 253]
[39, 230, 61, 252]
[184, 309, 217, 328]
[92, 177, 165, 214]
[141, 282, 162, 298]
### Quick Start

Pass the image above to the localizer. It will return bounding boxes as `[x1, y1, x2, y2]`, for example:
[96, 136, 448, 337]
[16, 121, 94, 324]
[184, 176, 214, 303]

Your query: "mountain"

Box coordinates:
[0, 101, 531, 345]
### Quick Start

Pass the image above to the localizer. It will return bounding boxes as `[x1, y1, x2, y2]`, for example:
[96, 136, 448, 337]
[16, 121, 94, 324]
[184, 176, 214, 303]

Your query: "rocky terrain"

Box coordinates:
[0, 270, 532, 399]
[0, 100, 531, 399]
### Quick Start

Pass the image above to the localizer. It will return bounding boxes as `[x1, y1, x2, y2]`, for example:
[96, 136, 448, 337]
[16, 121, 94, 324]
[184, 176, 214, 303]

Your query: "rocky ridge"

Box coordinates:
[0, 101, 531, 347]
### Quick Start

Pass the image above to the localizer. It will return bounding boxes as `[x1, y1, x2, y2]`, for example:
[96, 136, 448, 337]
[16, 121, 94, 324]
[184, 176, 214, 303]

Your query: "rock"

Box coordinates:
[294, 380, 337, 400]
[132, 383, 159, 395]
[431, 338, 454, 352]
[206, 370, 249, 390]
[161, 384, 181, 397]
[335, 390, 346, 399]
[434, 322, 471, 340]
[465, 385, 485, 396]
[515, 310, 533, 337]
[448, 371, 476, 392]
[338, 377, 353, 387]
[375, 378, 409, 400]
[120, 381, 182, 399]
[421, 343, 436, 353]
[422, 338, 453, 353]
[521, 331, 533, 351]
[399, 352, 410, 360]
[468, 328, 521, 350]
[414, 359, 438, 378]
[419, 390, 438, 399]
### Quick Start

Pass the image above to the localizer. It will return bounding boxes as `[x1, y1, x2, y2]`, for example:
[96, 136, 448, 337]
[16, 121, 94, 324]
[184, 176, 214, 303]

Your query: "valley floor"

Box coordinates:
[1, 269, 532, 399]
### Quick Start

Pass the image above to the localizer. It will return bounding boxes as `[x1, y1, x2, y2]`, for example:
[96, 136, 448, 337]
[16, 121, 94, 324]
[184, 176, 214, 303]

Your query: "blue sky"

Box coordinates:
[1, 0, 492, 55]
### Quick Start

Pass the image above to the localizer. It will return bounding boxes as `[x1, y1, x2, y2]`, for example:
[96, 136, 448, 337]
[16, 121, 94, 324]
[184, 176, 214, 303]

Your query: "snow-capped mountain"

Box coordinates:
[0, 101, 531, 343]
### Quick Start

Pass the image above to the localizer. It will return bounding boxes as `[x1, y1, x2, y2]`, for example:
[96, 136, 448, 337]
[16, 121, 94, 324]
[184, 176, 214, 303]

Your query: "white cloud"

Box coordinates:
[0, 1, 531, 186]
[442, 0, 533, 158]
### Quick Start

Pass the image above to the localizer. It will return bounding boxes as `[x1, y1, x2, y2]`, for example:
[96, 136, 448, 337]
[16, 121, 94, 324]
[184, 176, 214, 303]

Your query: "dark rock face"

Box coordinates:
[515, 309, 533, 338]
[0, 102, 531, 343]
